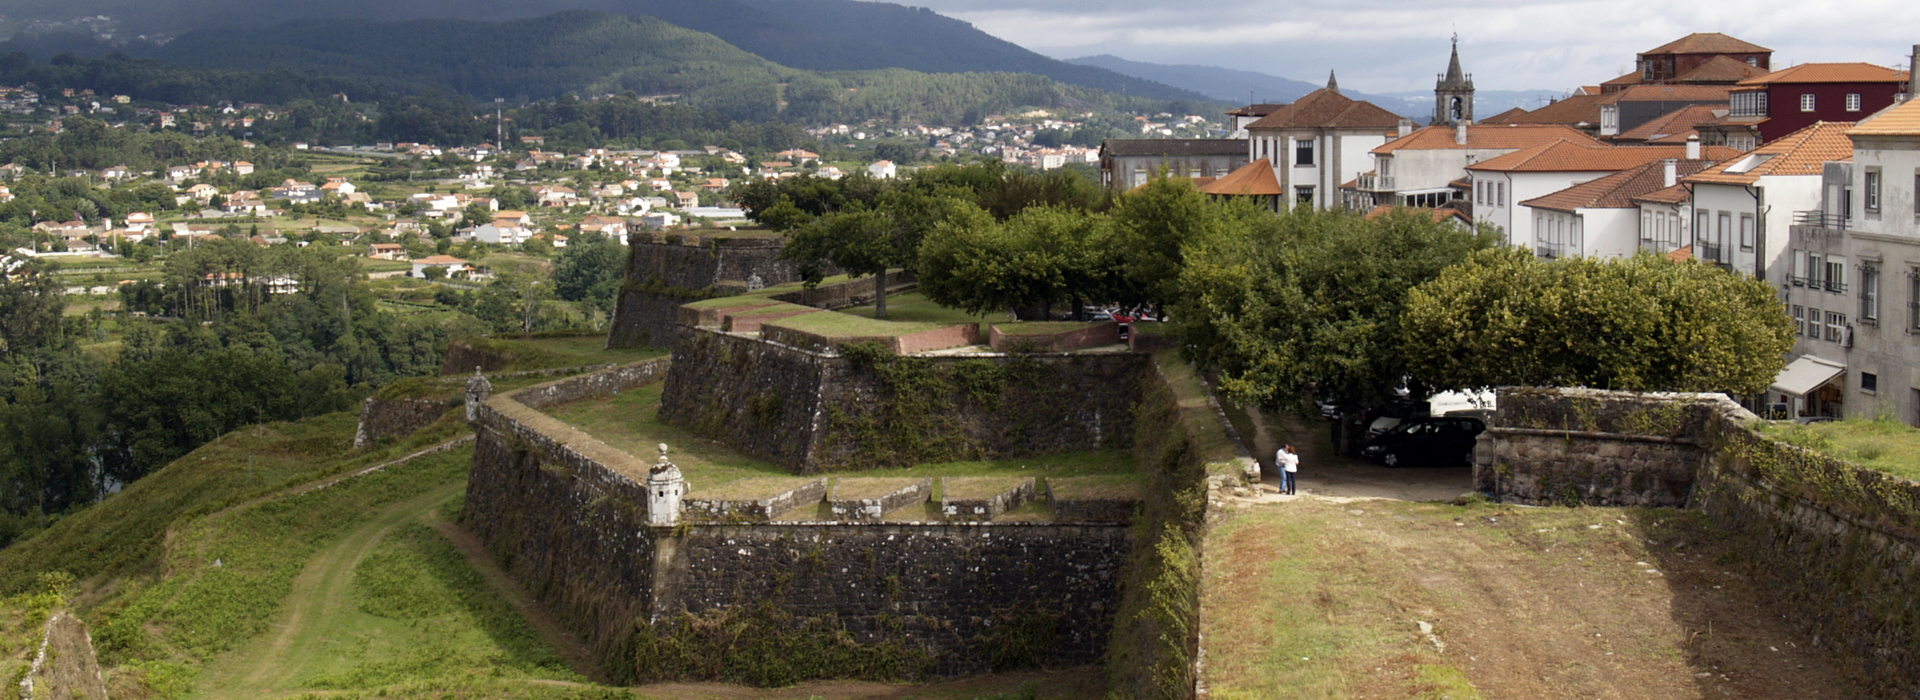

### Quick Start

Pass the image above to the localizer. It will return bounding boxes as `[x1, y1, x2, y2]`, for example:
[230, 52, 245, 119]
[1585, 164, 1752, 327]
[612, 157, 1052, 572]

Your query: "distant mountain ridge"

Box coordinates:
[2, 0, 1218, 105]
[1067, 54, 1568, 122]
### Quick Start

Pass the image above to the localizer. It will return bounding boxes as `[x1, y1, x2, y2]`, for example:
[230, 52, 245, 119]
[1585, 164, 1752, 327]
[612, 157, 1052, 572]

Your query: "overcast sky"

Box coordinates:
[905, 0, 1920, 95]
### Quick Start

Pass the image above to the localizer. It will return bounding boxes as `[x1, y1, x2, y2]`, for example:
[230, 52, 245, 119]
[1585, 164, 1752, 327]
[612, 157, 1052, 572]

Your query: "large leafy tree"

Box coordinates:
[1176, 207, 1500, 414]
[1401, 248, 1797, 395]
[917, 204, 1116, 317]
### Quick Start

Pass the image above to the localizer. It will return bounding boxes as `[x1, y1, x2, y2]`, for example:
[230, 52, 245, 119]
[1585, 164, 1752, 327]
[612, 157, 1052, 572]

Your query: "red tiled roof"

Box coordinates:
[1521, 159, 1717, 212]
[1641, 33, 1771, 57]
[1673, 55, 1768, 84]
[1466, 141, 1737, 173]
[1599, 84, 1731, 104]
[1684, 121, 1857, 185]
[1497, 93, 1606, 127]
[1849, 97, 1920, 137]
[1479, 107, 1531, 124]
[1198, 159, 1284, 196]
[1244, 89, 1403, 130]
[1737, 62, 1911, 86]
[1374, 124, 1600, 154]
[1634, 182, 1692, 205]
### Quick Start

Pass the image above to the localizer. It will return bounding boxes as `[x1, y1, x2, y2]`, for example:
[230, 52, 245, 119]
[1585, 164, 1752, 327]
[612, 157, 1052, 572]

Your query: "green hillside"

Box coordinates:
[1, 0, 1213, 103]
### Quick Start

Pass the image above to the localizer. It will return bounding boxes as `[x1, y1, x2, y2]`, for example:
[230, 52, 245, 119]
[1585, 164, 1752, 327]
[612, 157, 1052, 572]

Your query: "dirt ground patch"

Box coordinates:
[1199, 495, 1860, 699]
[633, 668, 1105, 699]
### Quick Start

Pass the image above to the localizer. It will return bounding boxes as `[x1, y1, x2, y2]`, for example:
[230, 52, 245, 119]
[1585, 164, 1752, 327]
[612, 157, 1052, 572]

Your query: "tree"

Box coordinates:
[552, 231, 626, 319]
[916, 203, 1113, 318]
[1400, 248, 1797, 396]
[0, 259, 66, 358]
[1175, 207, 1499, 415]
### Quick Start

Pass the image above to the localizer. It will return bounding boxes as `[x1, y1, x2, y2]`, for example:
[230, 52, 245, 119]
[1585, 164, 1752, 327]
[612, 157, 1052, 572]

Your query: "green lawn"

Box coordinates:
[839, 291, 1003, 328]
[764, 312, 952, 338]
[541, 385, 1135, 495]
[1754, 415, 1920, 481]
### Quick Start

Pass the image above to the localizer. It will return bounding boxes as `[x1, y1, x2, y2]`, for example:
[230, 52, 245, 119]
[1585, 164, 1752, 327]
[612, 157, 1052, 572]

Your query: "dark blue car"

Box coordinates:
[1359, 416, 1486, 467]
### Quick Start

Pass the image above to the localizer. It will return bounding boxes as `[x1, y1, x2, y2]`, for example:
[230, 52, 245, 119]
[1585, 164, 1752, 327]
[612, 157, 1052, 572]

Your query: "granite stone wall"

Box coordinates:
[352, 395, 454, 449]
[658, 329, 1147, 472]
[1478, 388, 1920, 698]
[655, 523, 1130, 674]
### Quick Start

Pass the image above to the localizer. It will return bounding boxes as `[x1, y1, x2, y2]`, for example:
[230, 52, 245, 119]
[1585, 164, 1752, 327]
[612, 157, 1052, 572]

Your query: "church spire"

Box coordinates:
[1444, 35, 1467, 83]
[1326, 70, 1340, 95]
[1433, 35, 1475, 126]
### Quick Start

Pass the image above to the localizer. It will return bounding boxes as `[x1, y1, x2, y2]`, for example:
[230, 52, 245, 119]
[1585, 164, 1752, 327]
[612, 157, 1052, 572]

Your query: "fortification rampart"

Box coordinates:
[657, 329, 1146, 472]
[1478, 388, 1920, 697]
[462, 357, 1140, 684]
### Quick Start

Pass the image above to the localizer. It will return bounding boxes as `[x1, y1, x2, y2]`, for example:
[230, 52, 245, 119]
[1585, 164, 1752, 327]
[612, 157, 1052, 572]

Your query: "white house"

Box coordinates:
[1472, 138, 1735, 254]
[1351, 123, 1599, 212]
[412, 255, 471, 278]
[1242, 77, 1403, 210]
[1682, 120, 1855, 277]
[473, 219, 533, 245]
[1517, 156, 1720, 259]
[867, 160, 897, 179]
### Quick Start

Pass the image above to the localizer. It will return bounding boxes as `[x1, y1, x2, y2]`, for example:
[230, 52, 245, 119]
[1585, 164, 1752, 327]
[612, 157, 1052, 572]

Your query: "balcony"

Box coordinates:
[1793, 210, 1850, 231]
[1355, 173, 1395, 192]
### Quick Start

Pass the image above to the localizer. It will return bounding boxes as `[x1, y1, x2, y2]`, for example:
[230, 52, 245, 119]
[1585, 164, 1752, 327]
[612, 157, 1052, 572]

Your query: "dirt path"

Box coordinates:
[196, 480, 467, 700]
[431, 518, 609, 684]
[1238, 406, 1473, 502]
[1201, 495, 1858, 699]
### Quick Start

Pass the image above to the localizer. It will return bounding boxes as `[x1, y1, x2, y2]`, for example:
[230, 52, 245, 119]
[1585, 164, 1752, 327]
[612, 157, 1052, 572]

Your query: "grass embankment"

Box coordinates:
[1202, 497, 1853, 699]
[1754, 415, 1920, 481]
[543, 384, 1137, 498]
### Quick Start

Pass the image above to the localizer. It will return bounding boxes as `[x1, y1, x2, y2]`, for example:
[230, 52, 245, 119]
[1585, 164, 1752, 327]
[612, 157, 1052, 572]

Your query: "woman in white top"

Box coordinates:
[1276, 444, 1299, 495]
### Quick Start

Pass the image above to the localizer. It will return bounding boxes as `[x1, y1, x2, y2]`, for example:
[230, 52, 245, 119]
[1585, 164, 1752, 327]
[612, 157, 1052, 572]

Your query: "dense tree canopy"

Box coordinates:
[1175, 207, 1501, 414]
[1400, 248, 1797, 396]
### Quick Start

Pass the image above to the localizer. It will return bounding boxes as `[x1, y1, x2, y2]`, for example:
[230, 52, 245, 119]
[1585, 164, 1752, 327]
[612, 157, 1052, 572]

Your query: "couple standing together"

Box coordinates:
[1274, 444, 1298, 495]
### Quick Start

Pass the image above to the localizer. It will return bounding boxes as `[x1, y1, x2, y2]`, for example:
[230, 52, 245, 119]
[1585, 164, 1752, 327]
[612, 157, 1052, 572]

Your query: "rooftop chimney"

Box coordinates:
[1398, 119, 1414, 138]
[1456, 122, 1468, 146]
[1663, 159, 1678, 188]
[1910, 44, 1919, 101]
[1686, 134, 1701, 160]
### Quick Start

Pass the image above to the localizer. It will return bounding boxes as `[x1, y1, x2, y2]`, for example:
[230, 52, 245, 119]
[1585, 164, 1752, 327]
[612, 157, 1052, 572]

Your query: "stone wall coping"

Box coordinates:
[693, 326, 1142, 359]
[1485, 426, 1698, 445]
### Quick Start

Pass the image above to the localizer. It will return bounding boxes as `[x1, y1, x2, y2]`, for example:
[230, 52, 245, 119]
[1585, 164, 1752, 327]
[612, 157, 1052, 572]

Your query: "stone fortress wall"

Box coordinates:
[1477, 388, 1920, 697]
[460, 360, 1136, 681]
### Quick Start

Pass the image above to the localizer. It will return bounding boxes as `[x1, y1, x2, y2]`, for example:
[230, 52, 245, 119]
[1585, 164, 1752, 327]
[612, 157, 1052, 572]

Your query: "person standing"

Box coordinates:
[1276, 444, 1299, 495]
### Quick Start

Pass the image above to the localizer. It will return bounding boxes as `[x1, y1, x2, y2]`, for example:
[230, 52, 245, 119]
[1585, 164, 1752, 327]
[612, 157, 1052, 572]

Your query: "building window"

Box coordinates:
[1847, 93, 1862, 112]
[1866, 169, 1881, 212]
[1862, 266, 1880, 323]
[1807, 307, 1822, 337]
[1295, 139, 1315, 166]
[1746, 57, 1758, 67]
[1496, 182, 1505, 207]
[1862, 372, 1878, 393]
[1793, 305, 1806, 336]
[1712, 212, 1731, 262]
[1801, 93, 1816, 112]
[1295, 186, 1315, 206]
[1909, 271, 1920, 331]
[1809, 253, 1825, 288]
[1739, 213, 1754, 250]
[1828, 259, 1847, 293]
[1694, 210, 1708, 250]
[1792, 248, 1807, 285]
[1825, 311, 1846, 342]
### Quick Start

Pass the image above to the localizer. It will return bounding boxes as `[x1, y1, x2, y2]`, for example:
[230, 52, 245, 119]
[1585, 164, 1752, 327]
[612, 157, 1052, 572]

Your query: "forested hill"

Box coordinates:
[41, 10, 1216, 124]
[3, 0, 1212, 103]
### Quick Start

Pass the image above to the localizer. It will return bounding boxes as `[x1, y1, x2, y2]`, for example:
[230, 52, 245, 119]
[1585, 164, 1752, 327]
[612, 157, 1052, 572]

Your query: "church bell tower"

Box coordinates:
[1434, 36, 1475, 125]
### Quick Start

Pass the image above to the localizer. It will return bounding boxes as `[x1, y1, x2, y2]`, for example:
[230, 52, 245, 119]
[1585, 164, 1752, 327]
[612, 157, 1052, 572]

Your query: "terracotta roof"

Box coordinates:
[1848, 97, 1920, 137]
[1497, 93, 1605, 126]
[1684, 121, 1857, 185]
[1667, 245, 1693, 263]
[1198, 159, 1284, 196]
[1243, 88, 1403, 130]
[1598, 84, 1731, 104]
[1641, 33, 1771, 57]
[1602, 71, 1645, 89]
[1466, 141, 1735, 173]
[1374, 124, 1600, 154]
[1480, 107, 1530, 124]
[1613, 104, 1726, 143]
[1101, 138, 1248, 157]
[1634, 182, 1693, 205]
[1673, 55, 1769, 84]
[1521, 159, 1717, 212]
[1737, 62, 1911, 86]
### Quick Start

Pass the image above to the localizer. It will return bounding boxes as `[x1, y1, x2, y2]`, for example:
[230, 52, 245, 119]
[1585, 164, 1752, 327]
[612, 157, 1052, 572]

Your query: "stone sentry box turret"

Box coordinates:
[646, 443, 688, 527]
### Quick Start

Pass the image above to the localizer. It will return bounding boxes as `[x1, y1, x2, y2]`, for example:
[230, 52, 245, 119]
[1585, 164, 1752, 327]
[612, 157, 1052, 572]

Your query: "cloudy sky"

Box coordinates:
[905, 0, 1920, 95]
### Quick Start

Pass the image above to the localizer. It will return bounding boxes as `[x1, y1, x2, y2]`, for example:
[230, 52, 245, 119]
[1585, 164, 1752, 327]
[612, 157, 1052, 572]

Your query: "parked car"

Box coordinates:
[1359, 415, 1486, 467]
[1363, 400, 1431, 436]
